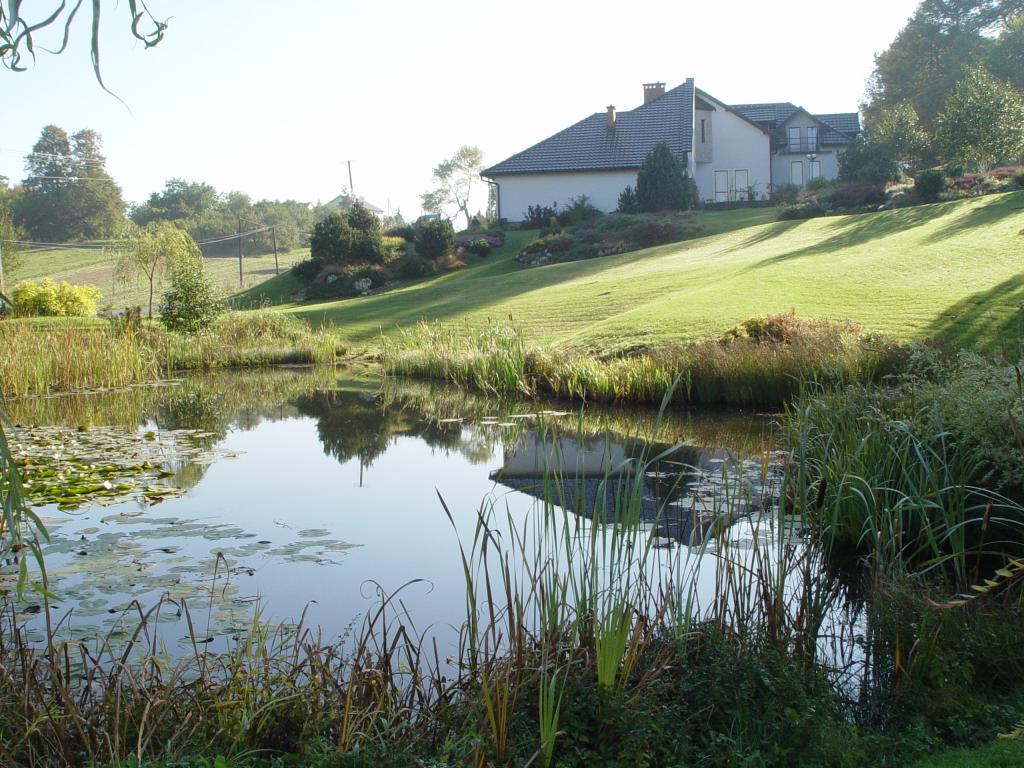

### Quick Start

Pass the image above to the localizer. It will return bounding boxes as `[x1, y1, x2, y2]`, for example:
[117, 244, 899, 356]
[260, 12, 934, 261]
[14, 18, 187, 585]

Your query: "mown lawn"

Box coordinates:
[277, 192, 1024, 353]
[7, 246, 310, 310]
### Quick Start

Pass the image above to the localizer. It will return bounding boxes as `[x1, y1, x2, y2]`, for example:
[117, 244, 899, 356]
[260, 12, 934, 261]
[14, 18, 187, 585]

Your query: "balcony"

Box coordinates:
[781, 138, 819, 154]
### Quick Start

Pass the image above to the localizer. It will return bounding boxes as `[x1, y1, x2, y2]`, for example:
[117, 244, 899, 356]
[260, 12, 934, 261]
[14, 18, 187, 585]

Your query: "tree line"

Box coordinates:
[845, 0, 1024, 181]
[0, 125, 316, 253]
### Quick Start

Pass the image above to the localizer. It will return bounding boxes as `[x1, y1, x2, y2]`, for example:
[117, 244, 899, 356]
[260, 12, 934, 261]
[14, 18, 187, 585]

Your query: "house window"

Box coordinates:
[809, 159, 821, 179]
[734, 169, 749, 198]
[714, 170, 730, 203]
[788, 127, 801, 153]
[806, 126, 818, 152]
[701, 119, 706, 143]
[791, 161, 804, 186]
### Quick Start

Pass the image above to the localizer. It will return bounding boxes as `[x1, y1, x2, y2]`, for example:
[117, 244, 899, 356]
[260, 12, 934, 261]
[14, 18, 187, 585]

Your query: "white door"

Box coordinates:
[734, 169, 749, 199]
[714, 170, 729, 203]
[791, 161, 804, 187]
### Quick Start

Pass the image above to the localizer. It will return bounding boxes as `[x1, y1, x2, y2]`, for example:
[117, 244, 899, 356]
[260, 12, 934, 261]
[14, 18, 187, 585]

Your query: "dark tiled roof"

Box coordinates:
[815, 112, 861, 137]
[732, 103, 860, 147]
[483, 78, 695, 176]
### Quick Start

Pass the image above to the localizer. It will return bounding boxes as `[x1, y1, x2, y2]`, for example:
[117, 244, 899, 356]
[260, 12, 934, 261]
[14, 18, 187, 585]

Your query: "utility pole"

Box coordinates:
[0, 241, 5, 294]
[237, 216, 244, 288]
[347, 160, 354, 195]
[271, 226, 279, 276]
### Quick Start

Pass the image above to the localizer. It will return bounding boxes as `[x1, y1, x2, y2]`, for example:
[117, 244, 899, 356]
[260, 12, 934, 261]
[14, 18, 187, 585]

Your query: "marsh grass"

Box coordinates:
[382, 317, 903, 407]
[0, 312, 344, 398]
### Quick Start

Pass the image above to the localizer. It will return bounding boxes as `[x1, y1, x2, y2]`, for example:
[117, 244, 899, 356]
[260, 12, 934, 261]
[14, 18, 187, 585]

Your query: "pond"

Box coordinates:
[2, 366, 780, 654]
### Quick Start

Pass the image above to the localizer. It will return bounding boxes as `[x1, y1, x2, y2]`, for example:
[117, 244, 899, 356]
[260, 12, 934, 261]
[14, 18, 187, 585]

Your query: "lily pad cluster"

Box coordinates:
[9, 425, 232, 509]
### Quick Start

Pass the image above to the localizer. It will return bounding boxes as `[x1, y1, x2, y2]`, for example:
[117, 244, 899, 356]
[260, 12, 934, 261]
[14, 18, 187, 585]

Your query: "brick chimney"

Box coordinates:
[643, 82, 665, 104]
[607, 104, 616, 128]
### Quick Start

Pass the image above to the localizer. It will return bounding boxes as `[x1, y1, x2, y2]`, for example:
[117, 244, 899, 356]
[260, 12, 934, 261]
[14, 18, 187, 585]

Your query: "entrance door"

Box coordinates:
[714, 170, 729, 202]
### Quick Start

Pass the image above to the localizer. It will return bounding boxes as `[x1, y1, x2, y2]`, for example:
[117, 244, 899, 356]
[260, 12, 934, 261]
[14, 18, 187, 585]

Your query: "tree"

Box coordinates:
[160, 250, 221, 334]
[918, 0, 1024, 33]
[988, 13, 1024, 90]
[14, 125, 125, 241]
[421, 146, 484, 230]
[934, 65, 1024, 167]
[1, 2, 167, 94]
[636, 142, 694, 212]
[866, 102, 931, 168]
[617, 185, 640, 214]
[116, 222, 196, 317]
[132, 179, 220, 225]
[839, 135, 902, 183]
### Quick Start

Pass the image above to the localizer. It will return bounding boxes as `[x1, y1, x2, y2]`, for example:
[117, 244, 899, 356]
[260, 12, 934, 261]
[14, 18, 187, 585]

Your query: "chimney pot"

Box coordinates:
[643, 82, 666, 104]
[607, 105, 616, 128]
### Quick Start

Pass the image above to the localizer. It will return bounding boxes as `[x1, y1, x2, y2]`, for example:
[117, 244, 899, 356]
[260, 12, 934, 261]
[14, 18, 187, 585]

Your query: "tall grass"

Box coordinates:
[0, 312, 344, 398]
[0, 322, 159, 398]
[382, 316, 903, 407]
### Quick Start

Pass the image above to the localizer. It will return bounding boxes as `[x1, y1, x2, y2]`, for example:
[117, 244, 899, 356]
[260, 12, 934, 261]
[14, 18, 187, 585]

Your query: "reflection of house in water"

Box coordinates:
[490, 429, 754, 546]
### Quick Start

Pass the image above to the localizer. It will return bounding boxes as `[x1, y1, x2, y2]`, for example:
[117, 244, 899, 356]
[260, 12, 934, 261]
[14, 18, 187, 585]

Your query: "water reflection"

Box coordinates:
[3, 366, 777, 646]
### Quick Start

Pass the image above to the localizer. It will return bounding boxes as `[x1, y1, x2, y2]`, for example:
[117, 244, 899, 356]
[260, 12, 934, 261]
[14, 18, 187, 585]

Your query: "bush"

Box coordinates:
[617, 185, 640, 214]
[915, 169, 947, 202]
[9, 278, 101, 317]
[395, 254, 431, 278]
[385, 224, 416, 242]
[415, 218, 455, 261]
[777, 201, 826, 220]
[521, 203, 559, 229]
[310, 203, 384, 266]
[839, 134, 901, 183]
[822, 181, 888, 209]
[559, 194, 602, 225]
[291, 259, 321, 282]
[805, 176, 834, 193]
[159, 253, 222, 334]
[772, 183, 801, 205]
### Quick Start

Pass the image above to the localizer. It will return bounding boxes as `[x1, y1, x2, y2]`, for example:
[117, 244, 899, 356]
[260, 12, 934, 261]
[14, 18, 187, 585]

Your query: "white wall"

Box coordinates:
[691, 106, 771, 203]
[493, 170, 638, 221]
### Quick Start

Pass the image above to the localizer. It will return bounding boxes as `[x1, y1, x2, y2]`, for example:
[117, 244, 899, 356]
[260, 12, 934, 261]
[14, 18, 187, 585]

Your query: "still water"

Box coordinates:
[3, 367, 777, 650]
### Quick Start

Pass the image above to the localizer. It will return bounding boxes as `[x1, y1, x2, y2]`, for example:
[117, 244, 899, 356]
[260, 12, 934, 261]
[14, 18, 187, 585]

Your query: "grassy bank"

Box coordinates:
[0, 312, 344, 398]
[382, 315, 904, 407]
[281, 192, 1024, 353]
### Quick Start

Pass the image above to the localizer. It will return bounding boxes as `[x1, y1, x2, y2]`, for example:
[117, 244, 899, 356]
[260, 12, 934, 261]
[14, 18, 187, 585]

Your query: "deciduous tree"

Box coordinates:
[934, 65, 1024, 167]
[116, 221, 196, 317]
[421, 146, 484, 230]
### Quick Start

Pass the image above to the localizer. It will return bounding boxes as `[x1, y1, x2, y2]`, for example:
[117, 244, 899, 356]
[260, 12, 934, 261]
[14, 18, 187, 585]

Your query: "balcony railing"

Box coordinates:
[782, 138, 819, 154]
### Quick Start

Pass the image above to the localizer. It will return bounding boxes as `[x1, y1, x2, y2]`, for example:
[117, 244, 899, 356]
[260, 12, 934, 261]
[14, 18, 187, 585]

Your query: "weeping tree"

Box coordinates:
[116, 221, 198, 317]
[1, 1, 168, 96]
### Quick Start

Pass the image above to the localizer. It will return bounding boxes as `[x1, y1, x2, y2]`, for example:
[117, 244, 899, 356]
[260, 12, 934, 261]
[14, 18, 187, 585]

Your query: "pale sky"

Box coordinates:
[2, 0, 921, 218]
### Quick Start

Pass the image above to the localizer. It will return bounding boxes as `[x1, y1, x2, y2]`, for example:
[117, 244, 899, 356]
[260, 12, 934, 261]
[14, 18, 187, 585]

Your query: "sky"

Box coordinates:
[2, 0, 922, 219]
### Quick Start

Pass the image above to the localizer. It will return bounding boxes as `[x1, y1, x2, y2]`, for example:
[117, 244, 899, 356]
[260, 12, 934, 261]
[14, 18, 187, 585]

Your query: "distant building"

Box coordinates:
[319, 192, 386, 220]
[482, 77, 861, 220]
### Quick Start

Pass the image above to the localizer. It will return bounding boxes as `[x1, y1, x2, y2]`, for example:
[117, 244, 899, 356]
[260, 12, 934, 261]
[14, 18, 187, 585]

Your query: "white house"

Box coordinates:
[482, 78, 860, 222]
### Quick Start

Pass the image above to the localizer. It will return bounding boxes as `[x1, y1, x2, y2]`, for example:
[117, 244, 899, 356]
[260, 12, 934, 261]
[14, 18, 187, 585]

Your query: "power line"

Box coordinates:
[0, 238, 108, 249]
[194, 226, 273, 246]
[24, 175, 118, 182]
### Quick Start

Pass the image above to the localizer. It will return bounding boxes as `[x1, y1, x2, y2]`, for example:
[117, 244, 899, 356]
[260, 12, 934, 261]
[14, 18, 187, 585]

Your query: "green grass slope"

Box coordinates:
[284, 193, 1024, 352]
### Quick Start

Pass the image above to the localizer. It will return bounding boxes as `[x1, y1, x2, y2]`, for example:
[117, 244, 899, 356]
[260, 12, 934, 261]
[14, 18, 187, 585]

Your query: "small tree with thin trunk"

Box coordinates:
[421, 146, 484, 230]
[116, 222, 199, 317]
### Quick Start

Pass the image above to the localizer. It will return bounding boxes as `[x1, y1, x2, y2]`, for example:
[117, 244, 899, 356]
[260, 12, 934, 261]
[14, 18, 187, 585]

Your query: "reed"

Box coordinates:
[0, 312, 344, 398]
[382, 318, 903, 408]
